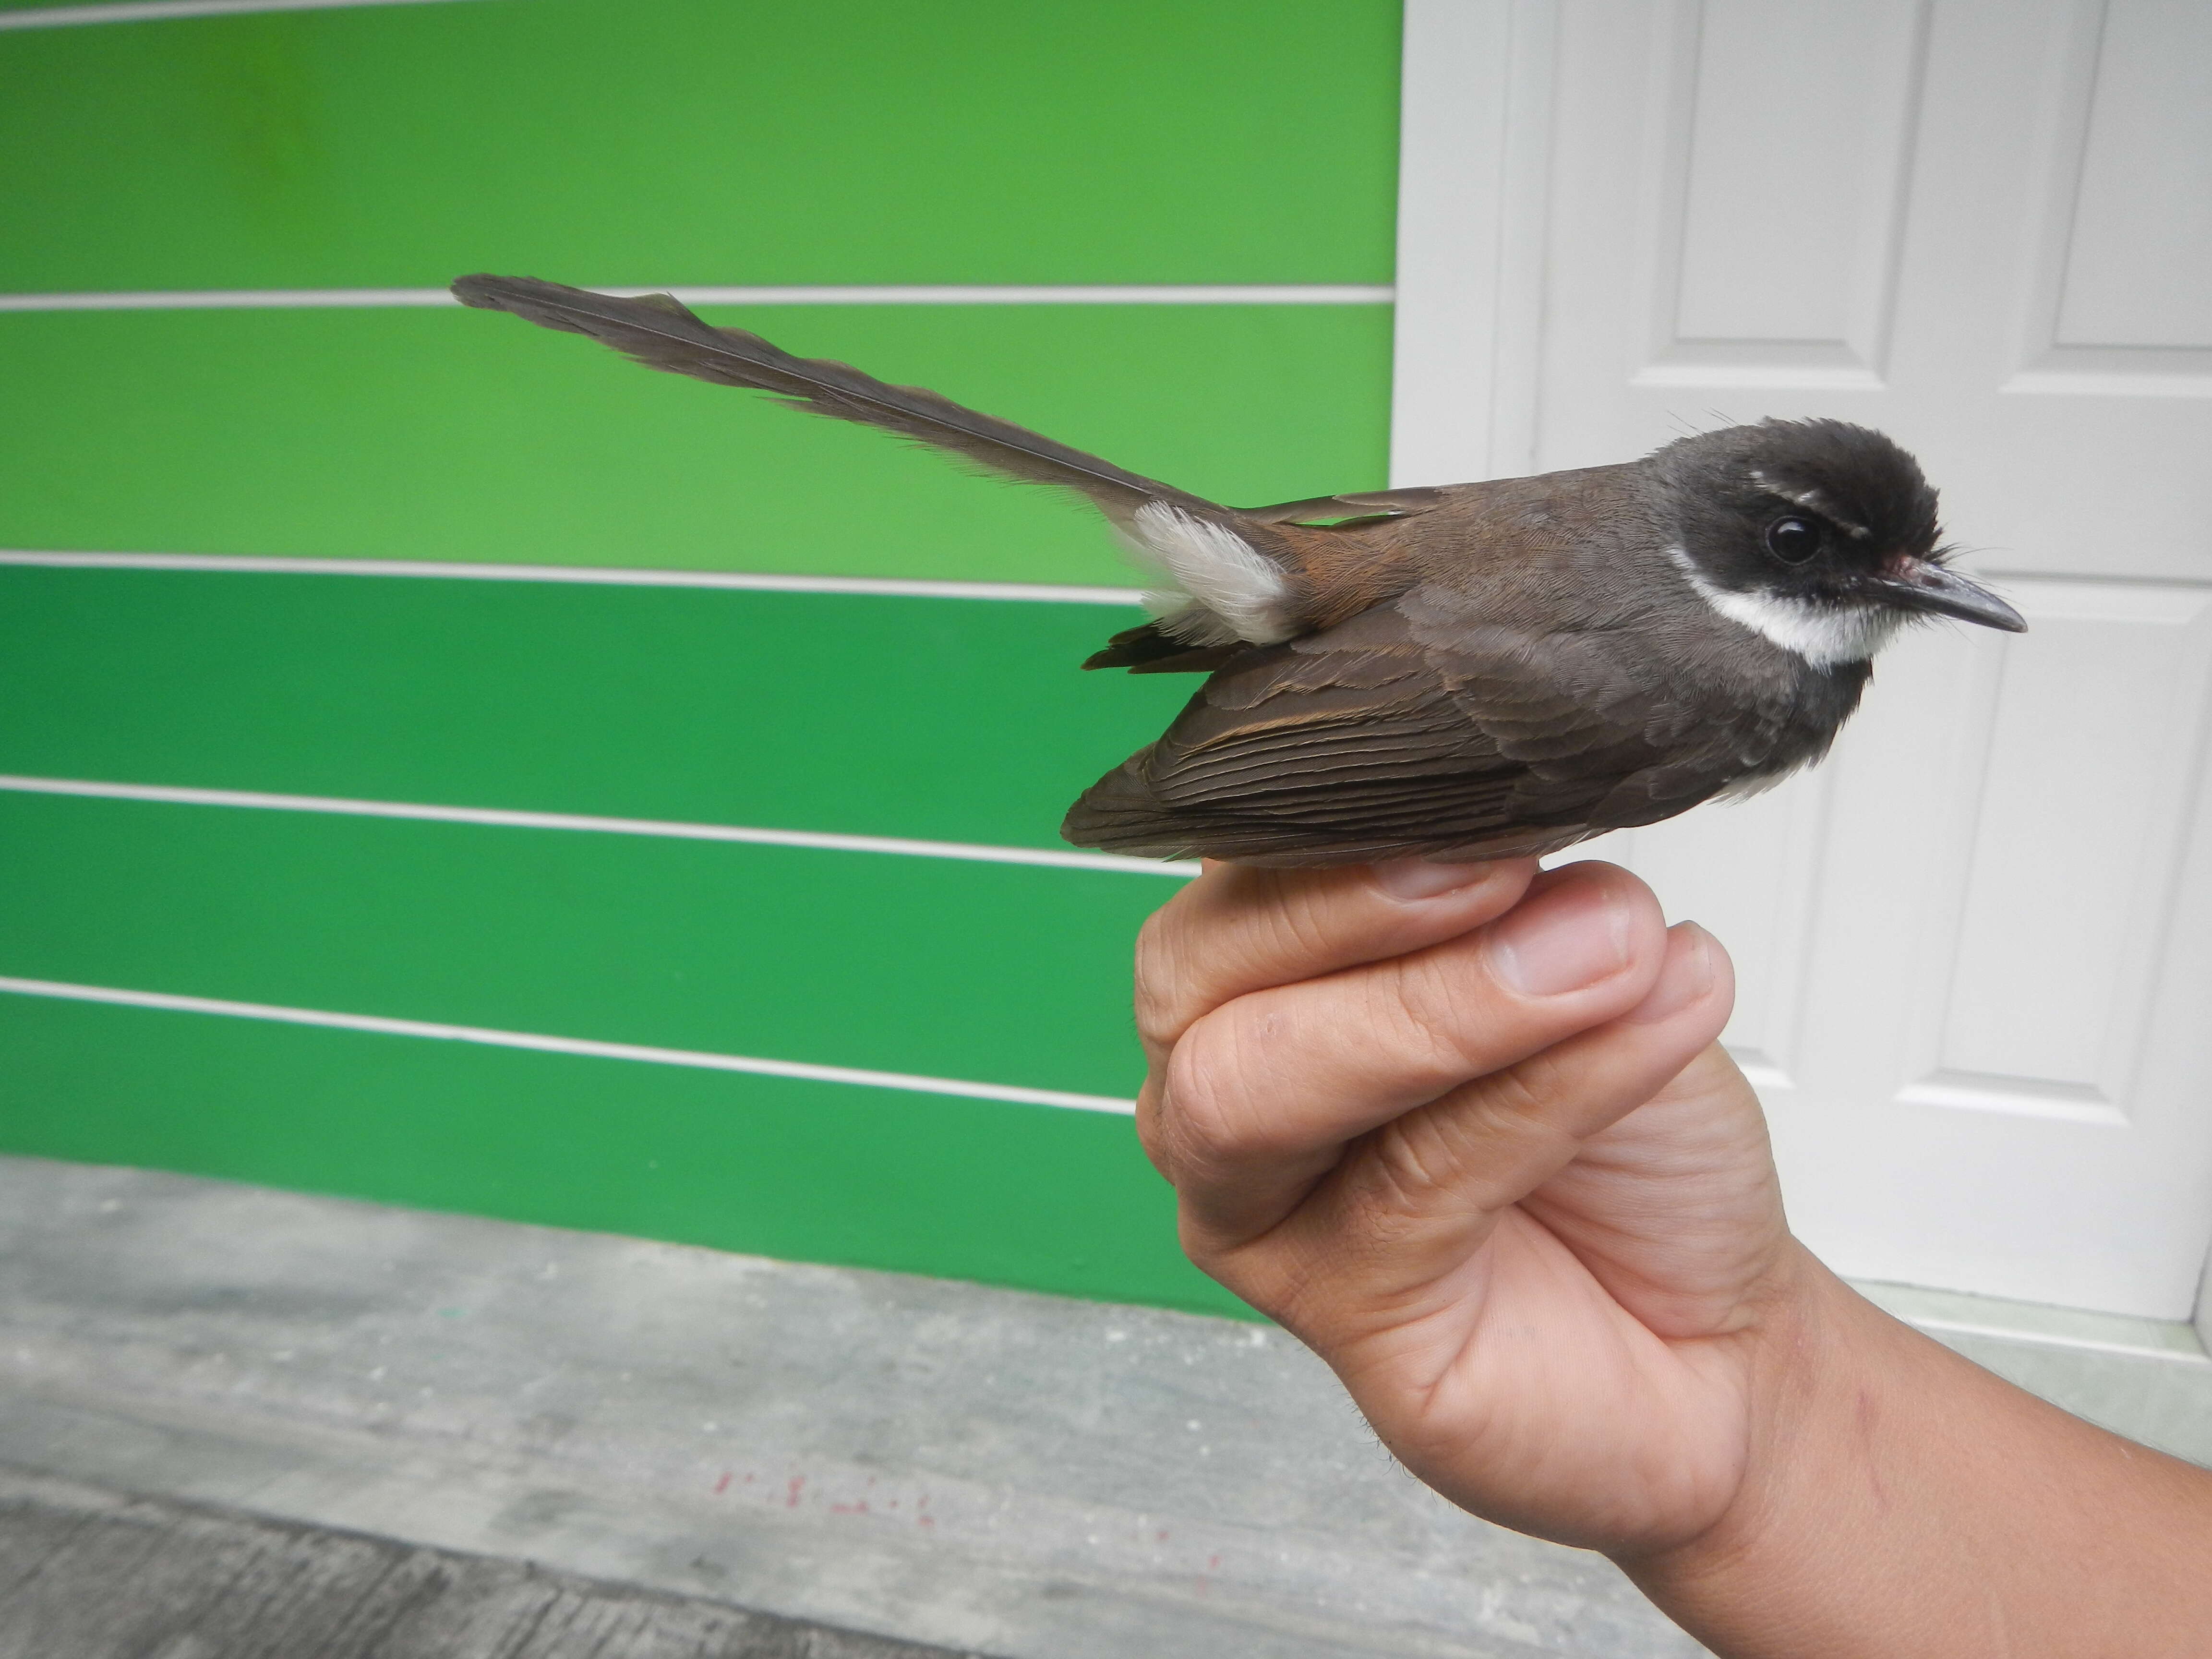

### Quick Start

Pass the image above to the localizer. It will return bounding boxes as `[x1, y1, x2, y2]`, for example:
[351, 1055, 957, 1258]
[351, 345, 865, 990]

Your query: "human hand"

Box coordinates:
[1136, 857, 2212, 1654]
[1133, 856, 1805, 1557]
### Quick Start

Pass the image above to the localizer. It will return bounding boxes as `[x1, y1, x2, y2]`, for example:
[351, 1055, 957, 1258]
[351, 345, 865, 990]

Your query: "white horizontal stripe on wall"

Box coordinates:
[0, 0, 486, 28]
[0, 776, 1202, 878]
[0, 550, 1152, 605]
[0, 976, 1138, 1114]
[0, 285, 1395, 311]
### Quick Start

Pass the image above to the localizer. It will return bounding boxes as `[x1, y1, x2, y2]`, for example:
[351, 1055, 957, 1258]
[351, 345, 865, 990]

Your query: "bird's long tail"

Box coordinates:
[451, 275, 1207, 517]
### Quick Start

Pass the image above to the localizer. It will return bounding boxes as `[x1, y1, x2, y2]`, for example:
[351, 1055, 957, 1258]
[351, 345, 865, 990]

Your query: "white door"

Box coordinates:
[1393, 0, 2212, 1320]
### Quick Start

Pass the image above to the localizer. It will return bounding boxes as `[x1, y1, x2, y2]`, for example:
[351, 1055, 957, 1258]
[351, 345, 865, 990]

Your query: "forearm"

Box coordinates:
[1621, 1247, 2212, 1657]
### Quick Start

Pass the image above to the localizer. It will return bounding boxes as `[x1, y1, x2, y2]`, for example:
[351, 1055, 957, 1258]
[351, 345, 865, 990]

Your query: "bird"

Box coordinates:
[452, 275, 2026, 867]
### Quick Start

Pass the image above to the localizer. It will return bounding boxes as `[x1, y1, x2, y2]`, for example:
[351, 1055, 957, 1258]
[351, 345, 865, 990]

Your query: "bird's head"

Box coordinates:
[1648, 418, 2025, 668]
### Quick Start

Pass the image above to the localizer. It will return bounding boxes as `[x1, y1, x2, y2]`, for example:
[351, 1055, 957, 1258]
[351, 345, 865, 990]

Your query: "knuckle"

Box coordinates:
[1130, 872, 1355, 1053]
[1132, 905, 1198, 1049]
[1366, 953, 1502, 1092]
[1479, 1046, 1581, 1142]
[1338, 1199, 1436, 1277]
[1156, 1032, 1250, 1171]
[1156, 1011, 1299, 1174]
[1429, 1056, 1584, 1187]
[1174, 1210, 1238, 1279]
[1331, 1122, 1490, 1253]
[1313, 1177, 1449, 1299]
[1367, 1115, 1460, 1207]
[1243, 1238, 1339, 1334]
[1252, 884, 1338, 968]
[1131, 1080, 1174, 1175]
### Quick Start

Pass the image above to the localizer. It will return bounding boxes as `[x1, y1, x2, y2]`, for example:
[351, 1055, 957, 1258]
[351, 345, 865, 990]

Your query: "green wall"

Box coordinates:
[0, 0, 1403, 1316]
[0, 0, 1398, 291]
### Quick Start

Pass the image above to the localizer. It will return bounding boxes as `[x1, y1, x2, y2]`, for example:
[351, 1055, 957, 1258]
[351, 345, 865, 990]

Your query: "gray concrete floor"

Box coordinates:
[0, 1465, 973, 1658]
[0, 1156, 2204, 1657]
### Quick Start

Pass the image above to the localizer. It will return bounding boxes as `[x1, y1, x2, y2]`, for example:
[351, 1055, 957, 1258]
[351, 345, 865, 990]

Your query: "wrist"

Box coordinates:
[1614, 1244, 2212, 1658]
[1611, 1242, 1902, 1638]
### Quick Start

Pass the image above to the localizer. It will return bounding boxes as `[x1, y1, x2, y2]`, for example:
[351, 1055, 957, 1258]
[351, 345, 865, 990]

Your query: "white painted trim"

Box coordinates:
[0, 976, 1138, 1115]
[0, 289, 478, 312]
[0, 0, 484, 28]
[2197, 1235, 2212, 1357]
[1903, 1313, 2208, 1367]
[1853, 1280, 2211, 1368]
[0, 285, 1393, 313]
[0, 550, 1151, 605]
[1389, 0, 1555, 487]
[0, 776, 1201, 879]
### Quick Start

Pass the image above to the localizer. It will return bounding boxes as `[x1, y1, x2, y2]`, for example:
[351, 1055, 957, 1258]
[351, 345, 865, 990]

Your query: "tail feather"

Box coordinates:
[1081, 620, 1248, 674]
[451, 275, 1204, 514]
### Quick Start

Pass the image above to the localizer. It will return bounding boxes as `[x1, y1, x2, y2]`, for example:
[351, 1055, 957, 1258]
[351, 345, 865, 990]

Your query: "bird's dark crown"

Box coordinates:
[1647, 418, 1943, 601]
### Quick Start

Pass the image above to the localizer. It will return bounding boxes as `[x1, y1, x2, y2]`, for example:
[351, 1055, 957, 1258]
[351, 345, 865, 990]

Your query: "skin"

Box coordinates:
[1134, 857, 2212, 1657]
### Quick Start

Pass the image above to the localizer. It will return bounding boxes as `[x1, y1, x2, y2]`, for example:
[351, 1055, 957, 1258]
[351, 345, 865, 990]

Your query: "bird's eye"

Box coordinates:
[1764, 516, 1823, 564]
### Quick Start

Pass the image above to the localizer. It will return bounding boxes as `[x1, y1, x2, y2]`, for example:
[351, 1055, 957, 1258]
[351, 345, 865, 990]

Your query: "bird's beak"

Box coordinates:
[1866, 558, 2028, 632]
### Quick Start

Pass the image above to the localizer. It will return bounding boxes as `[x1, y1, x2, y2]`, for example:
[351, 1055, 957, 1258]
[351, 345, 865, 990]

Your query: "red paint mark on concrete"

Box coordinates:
[713, 1471, 732, 1495]
[786, 1476, 806, 1509]
[830, 1501, 872, 1515]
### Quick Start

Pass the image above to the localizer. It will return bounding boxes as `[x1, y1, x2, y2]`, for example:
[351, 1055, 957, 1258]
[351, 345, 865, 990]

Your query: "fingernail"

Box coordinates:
[1487, 878, 1633, 996]
[1371, 857, 1489, 902]
[1623, 924, 1717, 1024]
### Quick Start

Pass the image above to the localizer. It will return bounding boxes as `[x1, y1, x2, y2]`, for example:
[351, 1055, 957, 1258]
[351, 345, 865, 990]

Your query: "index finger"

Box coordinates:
[1134, 857, 1540, 1064]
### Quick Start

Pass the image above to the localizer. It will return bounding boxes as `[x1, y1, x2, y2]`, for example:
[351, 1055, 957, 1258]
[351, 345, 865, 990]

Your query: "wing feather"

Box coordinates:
[1063, 598, 1770, 863]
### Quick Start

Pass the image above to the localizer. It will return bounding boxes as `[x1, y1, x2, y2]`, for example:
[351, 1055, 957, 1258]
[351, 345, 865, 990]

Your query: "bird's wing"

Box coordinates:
[1064, 599, 1777, 864]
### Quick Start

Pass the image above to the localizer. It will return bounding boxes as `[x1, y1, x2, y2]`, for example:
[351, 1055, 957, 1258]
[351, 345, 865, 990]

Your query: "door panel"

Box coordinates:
[2041, 0, 2212, 363]
[1646, 0, 1930, 387]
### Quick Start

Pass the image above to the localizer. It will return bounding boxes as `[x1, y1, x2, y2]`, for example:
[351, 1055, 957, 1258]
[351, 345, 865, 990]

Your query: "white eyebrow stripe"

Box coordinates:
[1747, 469, 1871, 539]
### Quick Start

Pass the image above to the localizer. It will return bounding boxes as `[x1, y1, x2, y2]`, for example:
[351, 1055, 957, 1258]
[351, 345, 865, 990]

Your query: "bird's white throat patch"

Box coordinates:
[1669, 547, 1899, 668]
[1122, 502, 1297, 646]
